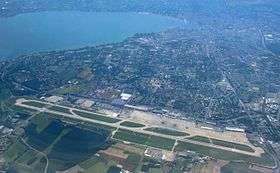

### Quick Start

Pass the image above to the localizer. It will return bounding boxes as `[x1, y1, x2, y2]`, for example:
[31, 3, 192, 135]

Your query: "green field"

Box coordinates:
[4, 140, 28, 162]
[22, 101, 47, 108]
[221, 162, 262, 173]
[48, 105, 71, 114]
[63, 116, 117, 132]
[84, 162, 108, 173]
[20, 117, 112, 172]
[149, 168, 163, 173]
[4, 116, 58, 172]
[145, 127, 188, 136]
[38, 111, 117, 133]
[120, 121, 145, 128]
[39, 112, 65, 119]
[187, 136, 254, 153]
[31, 113, 53, 133]
[125, 153, 142, 171]
[7, 158, 47, 173]
[51, 85, 83, 95]
[80, 156, 101, 169]
[83, 160, 117, 173]
[47, 158, 71, 173]
[80, 155, 120, 173]
[188, 136, 211, 143]
[12, 105, 38, 114]
[0, 83, 11, 100]
[16, 149, 39, 165]
[3, 114, 115, 173]
[10, 105, 38, 120]
[211, 138, 254, 153]
[73, 110, 121, 123]
[114, 129, 175, 150]
[175, 141, 275, 167]
[4, 143, 46, 173]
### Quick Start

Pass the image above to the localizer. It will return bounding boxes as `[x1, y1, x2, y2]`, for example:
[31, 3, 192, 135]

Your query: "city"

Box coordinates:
[0, 0, 280, 173]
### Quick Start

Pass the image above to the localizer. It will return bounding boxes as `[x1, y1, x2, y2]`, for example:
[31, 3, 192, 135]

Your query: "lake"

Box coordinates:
[0, 11, 185, 58]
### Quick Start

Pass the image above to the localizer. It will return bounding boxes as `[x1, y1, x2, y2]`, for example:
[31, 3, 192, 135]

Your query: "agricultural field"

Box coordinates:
[190, 160, 228, 173]
[47, 126, 108, 172]
[175, 141, 275, 167]
[4, 140, 28, 163]
[145, 127, 188, 136]
[80, 156, 118, 173]
[221, 162, 263, 173]
[80, 147, 143, 172]
[3, 139, 48, 173]
[25, 120, 65, 151]
[92, 144, 171, 173]
[73, 110, 121, 123]
[4, 114, 113, 173]
[11, 98, 273, 173]
[113, 129, 175, 150]
[124, 153, 142, 171]
[120, 121, 145, 128]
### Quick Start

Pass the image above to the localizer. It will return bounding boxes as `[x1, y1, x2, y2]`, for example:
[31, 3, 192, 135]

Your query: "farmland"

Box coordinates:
[3, 113, 112, 173]
[175, 141, 274, 167]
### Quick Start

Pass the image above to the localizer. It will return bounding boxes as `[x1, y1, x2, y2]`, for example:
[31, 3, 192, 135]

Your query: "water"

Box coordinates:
[0, 11, 184, 58]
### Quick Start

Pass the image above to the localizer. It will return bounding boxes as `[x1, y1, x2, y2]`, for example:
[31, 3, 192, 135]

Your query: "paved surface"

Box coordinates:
[16, 98, 263, 157]
[21, 137, 49, 173]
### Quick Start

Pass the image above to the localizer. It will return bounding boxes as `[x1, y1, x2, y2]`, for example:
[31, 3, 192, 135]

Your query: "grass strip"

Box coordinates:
[73, 110, 120, 123]
[48, 105, 71, 114]
[114, 129, 175, 150]
[120, 121, 145, 128]
[188, 136, 211, 143]
[211, 138, 254, 153]
[145, 127, 188, 136]
[22, 101, 47, 108]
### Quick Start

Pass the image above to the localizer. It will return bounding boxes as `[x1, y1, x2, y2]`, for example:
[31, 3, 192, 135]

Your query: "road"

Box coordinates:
[16, 98, 263, 157]
[21, 138, 49, 173]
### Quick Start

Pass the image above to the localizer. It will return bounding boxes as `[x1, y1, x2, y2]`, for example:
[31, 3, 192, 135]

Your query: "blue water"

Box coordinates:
[0, 11, 185, 58]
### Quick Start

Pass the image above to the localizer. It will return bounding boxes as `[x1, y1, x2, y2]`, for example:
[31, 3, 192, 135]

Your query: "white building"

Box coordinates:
[225, 127, 245, 133]
[120, 93, 132, 101]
